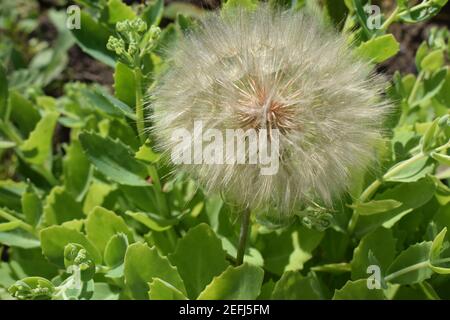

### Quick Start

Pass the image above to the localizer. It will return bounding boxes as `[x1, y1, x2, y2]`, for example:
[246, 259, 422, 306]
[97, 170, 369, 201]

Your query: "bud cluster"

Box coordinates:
[106, 18, 161, 68]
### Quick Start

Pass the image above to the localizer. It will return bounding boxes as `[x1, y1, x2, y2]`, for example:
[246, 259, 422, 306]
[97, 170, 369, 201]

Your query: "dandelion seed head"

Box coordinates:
[149, 6, 391, 216]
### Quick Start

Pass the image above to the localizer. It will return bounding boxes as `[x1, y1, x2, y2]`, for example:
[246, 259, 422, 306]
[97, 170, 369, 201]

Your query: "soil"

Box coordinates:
[379, 2, 450, 75]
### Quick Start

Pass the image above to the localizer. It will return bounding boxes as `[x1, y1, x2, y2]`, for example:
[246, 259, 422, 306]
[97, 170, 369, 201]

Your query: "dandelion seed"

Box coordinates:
[149, 6, 391, 216]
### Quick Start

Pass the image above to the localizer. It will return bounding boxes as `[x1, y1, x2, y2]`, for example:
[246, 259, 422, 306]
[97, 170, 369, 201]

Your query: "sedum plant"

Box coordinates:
[0, 0, 449, 301]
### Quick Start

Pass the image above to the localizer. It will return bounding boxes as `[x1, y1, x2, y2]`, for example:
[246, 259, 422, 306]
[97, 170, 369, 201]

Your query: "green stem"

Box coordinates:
[407, 71, 425, 106]
[384, 261, 429, 282]
[417, 282, 439, 300]
[134, 67, 177, 247]
[397, 1, 432, 20]
[347, 179, 382, 234]
[384, 257, 450, 283]
[0, 208, 35, 235]
[33, 165, 58, 186]
[380, 6, 400, 31]
[0, 120, 22, 145]
[236, 208, 251, 266]
[134, 67, 145, 144]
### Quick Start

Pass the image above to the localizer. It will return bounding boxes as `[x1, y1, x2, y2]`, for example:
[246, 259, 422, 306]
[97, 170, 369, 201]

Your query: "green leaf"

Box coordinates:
[271, 272, 324, 300]
[8, 91, 40, 136]
[177, 14, 195, 34]
[104, 233, 128, 268]
[415, 42, 428, 71]
[351, 0, 372, 39]
[124, 242, 186, 300]
[421, 50, 444, 73]
[85, 206, 134, 254]
[355, 177, 436, 236]
[63, 139, 92, 200]
[418, 68, 448, 105]
[107, 0, 135, 24]
[114, 62, 136, 109]
[436, 68, 450, 105]
[141, 0, 164, 26]
[0, 180, 26, 211]
[119, 185, 159, 213]
[98, 89, 135, 119]
[21, 186, 42, 227]
[5, 247, 59, 280]
[135, 140, 161, 163]
[144, 232, 175, 257]
[256, 224, 324, 275]
[197, 264, 264, 300]
[40, 226, 102, 267]
[0, 221, 22, 232]
[105, 264, 124, 279]
[351, 227, 396, 280]
[91, 283, 120, 300]
[257, 279, 275, 300]
[223, 0, 258, 11]
[429, 228, 450, 274]
[20, 112, 59, 166]
[82, 87, 135, 119]
[43, 186, 84, 225]
[430, 227, 446, 261]
[431, 203, 450, 235]
[0, 140, 16, 149]
[169, 224, 229, 299]
[148, 278, 188, 300]
[0, 64, 8, 120]
[79, 131, 150, 186]
[125, 211, 179, 232]
[431, 152, 450, 166]
[432, 0, 448, 6]
[333, 279, 385, 300]
[356, 34, 400, 63]
[71, 12, 116, 67]
[386, 242, 433, 285]
[82, 181, 115, 214]
[421, 118, 439, 152]
[323, 0, 348, 28]
[0, 230, 40, 249]
[105, 118, 141, 150]
[384, 156, 433, 182]
[353, 199, 402, 216]
[61, 219, 83, 231]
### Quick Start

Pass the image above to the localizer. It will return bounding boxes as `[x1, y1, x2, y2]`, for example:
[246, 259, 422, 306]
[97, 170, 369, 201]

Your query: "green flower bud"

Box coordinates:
[116, 20, 129, 33]
[64, 243, 95, 281]
[128, 40, 138, 56]
[132, 18, 147, 33]
[149, 25, 161, 40]
[9, 277, 55, 300]
[106, 36, 126, 56]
